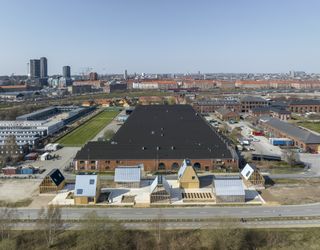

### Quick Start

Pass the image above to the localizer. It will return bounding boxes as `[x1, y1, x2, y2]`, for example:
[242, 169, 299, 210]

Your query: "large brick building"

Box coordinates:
[192, 99, 241, 113]
[260, 117, 320, 153]
[288, 99, 320, 113]
[74, 105, 238, 172]
[240, 96, 269, 113]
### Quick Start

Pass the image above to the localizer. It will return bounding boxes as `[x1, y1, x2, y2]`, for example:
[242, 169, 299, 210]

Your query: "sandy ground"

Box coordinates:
[0, 179, 41, 203]
[262, 179, 320, 205]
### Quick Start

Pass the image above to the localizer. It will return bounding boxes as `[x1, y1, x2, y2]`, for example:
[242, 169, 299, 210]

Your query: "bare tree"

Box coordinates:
[37, 205, 63, 248]
[150, 209, 166, 249]
[0, 207, 18, 240]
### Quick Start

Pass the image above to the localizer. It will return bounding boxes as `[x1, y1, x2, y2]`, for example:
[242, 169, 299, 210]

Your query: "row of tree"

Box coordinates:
[0, 205, 316, 249]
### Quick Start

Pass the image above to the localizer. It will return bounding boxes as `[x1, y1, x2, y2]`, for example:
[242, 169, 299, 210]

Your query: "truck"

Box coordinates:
[269, 138, 293, 146]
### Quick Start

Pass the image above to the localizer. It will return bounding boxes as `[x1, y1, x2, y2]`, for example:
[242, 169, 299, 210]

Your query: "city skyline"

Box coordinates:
[1, 0, 320, 75]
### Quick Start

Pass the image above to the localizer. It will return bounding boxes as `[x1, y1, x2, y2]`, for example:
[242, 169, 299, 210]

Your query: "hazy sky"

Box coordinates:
[1, 0, 320, 75]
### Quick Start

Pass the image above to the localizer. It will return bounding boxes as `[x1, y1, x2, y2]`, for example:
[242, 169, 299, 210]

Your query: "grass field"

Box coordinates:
[58, 110, 119, 146]
[297, 121, 320, 133]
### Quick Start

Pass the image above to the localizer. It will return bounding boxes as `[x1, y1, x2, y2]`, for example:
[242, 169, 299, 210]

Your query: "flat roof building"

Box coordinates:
[74, 105, 238, 172]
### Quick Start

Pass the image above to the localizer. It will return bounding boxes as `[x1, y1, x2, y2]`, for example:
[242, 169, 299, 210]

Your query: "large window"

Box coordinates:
[171, 162, 179, 170]
[158, 162, 166, 170]
[193, 162, 201, 170]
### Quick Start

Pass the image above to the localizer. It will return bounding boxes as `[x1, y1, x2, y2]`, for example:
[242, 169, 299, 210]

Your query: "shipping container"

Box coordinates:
[269, 138, 293, 146]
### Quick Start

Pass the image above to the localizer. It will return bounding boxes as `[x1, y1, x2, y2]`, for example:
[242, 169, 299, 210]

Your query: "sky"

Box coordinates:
[0, 0, 320, 75]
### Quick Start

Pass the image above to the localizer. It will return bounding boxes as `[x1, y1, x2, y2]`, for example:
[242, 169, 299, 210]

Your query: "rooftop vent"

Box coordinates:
[161, 133, 164, 136]
[142, 146, 146, 150]
[156, 146, 160, 150]
[151, 131, 155, 135]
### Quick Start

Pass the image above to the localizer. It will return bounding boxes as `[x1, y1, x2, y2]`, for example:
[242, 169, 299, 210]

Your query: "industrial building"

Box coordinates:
[74, 174, 100, 205]
[114, 165, 142, 188]
[177, 159, 200, 189]
[260, 117, 320, 153]
[0, 106, 94, 149]
[213, 176, 245, 203]
[39, 169, 65, 193]
[74, 105, 238, 172]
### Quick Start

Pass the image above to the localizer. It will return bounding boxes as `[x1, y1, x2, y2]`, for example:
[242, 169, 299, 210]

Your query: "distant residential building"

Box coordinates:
[63, 66, 71, 78]
[89, 72, 98, 81]
[40, 57, 48, 78]
[29, 59, 40, 79]
[124, 69, 128, 80]
[69, 85, 93, 94]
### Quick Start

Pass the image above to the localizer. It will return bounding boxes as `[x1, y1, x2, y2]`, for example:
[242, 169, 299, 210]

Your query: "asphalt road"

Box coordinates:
[13, 219, 320, 230]
[10, 203, 320, 221]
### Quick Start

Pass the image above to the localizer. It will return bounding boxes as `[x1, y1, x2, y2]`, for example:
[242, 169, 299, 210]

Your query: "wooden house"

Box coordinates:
[177, 159, 200, 189]
[150, 175, 171, 204]
[39, 169, 65, 193]
[74, 174, 100, 205]
[241, 163, 265, 187]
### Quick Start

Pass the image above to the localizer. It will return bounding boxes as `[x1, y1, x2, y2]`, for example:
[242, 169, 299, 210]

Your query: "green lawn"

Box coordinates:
[297, 121, 320, 133]
[58, 110, 119, 147]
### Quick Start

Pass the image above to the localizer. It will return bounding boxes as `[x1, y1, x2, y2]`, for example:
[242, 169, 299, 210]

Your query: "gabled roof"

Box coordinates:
[177, 159, 192, 179]
[261, 117, 320, 144]
[75, 175, 98, 197]
[150, 175, 170, 194]
[114, 165, 142, 183]
[240, 96, 268, 102]
[289, 99, 320, 106]
[75, 105, 233, 160]
[214, 178, 245, 196]
[47, 169, 65, 186]
[241, 163, 257, 180]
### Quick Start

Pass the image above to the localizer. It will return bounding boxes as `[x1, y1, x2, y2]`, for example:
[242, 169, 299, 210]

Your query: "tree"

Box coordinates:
[0, 207, 18, 240]
[200, 218, 247, 250]
[77, 211, 132, 250]
[37, 205, 63, 248]
[104, 130, 115, 141]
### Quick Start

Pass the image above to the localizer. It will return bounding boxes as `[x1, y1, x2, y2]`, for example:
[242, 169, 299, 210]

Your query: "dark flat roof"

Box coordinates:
[75, 105, 233, 160]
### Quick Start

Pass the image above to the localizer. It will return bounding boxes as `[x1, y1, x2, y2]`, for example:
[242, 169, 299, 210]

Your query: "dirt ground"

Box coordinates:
[261, 179, 320, 205]
[0, 179, 41, 204]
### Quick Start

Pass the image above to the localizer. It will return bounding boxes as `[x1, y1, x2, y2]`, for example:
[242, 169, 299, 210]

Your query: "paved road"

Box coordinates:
[13, 219, 320, 230]
[10, 203, 320, 221]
